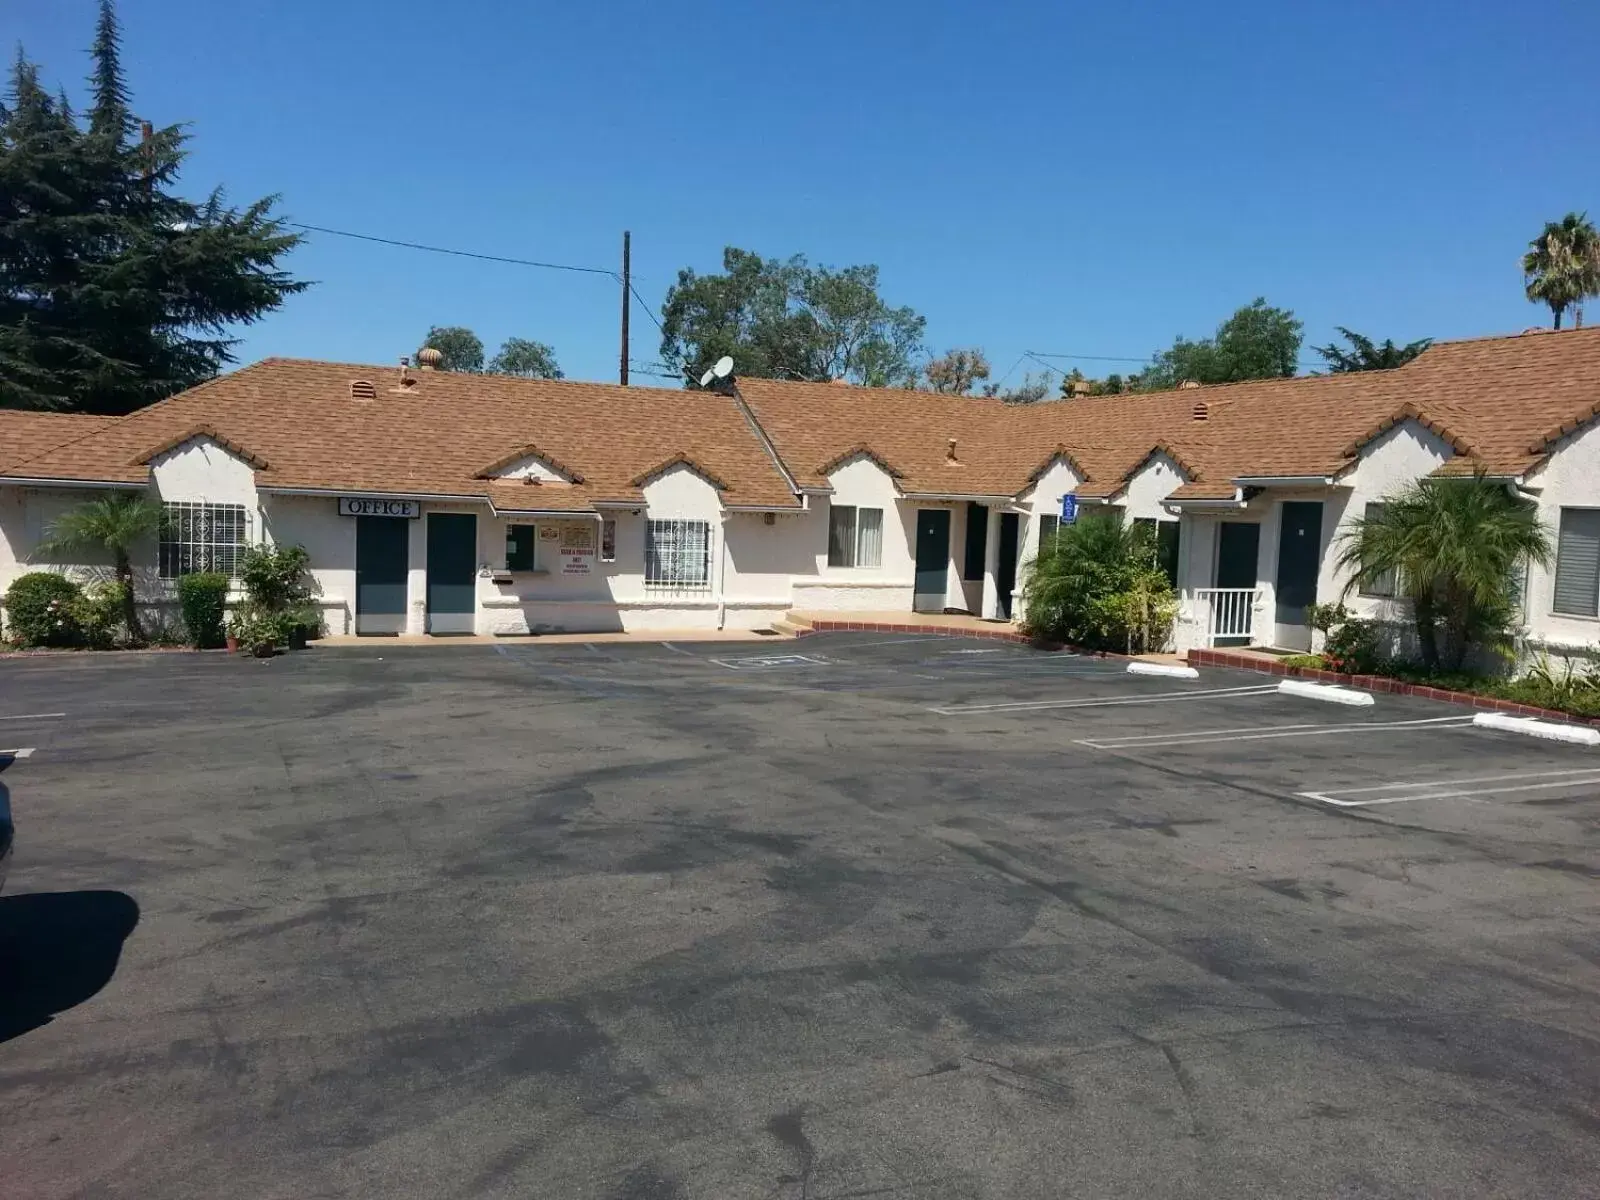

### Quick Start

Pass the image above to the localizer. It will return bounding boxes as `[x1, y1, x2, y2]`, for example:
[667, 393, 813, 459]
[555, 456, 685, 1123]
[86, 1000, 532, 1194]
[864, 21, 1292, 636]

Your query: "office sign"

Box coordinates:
[339, 497, 420, 519]
[1060, 494, 1078, 524]
[559, 523, 595, 575]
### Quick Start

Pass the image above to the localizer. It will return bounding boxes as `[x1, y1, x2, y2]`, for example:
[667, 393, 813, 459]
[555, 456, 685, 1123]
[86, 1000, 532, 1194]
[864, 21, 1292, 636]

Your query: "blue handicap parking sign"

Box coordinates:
[1060, 494, 1077, 523]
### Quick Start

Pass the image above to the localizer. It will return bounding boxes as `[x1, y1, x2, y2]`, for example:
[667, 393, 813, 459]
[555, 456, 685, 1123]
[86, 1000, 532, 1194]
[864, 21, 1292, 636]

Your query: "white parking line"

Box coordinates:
[659, 642, 694, 656]
[931, 683, 1278, 716]
[0, 748, 36, 759]
[710, 653, 829, 671]
[1078, 714, 1474, 750]
[1300, 768, 1600, 807]
[0, 712, 65, 721]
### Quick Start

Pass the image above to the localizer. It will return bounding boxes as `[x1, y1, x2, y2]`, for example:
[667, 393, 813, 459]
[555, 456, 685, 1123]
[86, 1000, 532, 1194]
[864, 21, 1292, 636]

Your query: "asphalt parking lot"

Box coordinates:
[4, 631, 1600, 1199]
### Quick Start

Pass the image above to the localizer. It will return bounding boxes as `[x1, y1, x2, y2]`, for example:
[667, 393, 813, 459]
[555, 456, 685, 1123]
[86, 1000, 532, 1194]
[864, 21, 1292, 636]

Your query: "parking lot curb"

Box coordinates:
[793, 620, 1133, 658]
[1278, 679, 1375, 706]
[1472, 713, 1600, 745]
[1189, 648, 1600, 728]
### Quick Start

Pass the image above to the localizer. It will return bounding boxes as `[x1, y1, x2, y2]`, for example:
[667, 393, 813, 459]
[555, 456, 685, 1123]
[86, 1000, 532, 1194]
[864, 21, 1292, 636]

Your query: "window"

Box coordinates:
[1357, 503, 1397, 597]
[1132, 517, 1181, 587]
[963, 502, 988, 580]
[645, 518, 710, 589]
[827, 505, 883, 568]
[506, 524, 537, 571]
[600, 518, 616, 563]
[159, 502, 248, 579]
[1038, 514, 1059, 551]
[1553, 508, 1600, 617]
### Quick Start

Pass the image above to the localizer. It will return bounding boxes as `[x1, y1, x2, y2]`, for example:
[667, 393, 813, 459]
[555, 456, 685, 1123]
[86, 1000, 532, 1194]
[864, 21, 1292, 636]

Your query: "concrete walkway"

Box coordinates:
[316, 628, 786, 648]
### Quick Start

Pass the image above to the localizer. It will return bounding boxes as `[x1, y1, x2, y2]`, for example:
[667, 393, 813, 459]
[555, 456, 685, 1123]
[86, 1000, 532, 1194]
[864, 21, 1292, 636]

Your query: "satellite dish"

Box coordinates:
[699, 368, 716, 387]
[711, 356, 734, 379]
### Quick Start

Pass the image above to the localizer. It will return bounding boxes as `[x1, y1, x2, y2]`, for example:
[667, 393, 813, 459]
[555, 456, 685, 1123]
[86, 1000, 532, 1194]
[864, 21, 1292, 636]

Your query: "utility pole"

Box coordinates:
[619, 230, 631, 386]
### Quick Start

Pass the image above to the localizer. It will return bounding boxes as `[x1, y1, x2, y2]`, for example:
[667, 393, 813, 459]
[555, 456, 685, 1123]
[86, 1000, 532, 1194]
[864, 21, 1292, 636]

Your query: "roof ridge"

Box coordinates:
[1424, 325, 1600, 349]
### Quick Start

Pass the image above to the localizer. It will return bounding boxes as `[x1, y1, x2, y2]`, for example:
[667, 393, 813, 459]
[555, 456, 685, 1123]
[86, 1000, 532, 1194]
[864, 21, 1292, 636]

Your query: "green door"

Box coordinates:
[355, 515, 409, 635]
[426, 512, 477, 634]
[913, 509, 951, 613]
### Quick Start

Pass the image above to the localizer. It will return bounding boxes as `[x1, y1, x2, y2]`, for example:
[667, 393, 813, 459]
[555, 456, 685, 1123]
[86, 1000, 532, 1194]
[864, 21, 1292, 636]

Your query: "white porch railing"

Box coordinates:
[1193, 588, 1260, 646]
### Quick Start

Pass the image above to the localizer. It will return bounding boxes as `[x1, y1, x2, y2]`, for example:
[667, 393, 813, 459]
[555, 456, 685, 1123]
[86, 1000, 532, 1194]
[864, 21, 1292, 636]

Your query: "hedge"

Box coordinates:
[5, 572, 84, 647]
[177, 572, 230, 649]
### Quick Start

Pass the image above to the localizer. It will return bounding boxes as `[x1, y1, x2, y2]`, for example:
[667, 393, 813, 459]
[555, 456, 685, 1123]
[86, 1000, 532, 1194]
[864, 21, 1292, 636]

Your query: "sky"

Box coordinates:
[10, 0, 1600, 389]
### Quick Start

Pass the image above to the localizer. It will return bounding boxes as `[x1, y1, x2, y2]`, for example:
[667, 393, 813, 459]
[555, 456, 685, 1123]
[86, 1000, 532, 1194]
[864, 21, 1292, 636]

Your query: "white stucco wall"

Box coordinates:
[1525, 421, 1600, 656]
[1120, 452, 1187, 520]
[1012, 457, 1084, 619]
[261, 495, 356, 635]
[791, 455, 917, 613]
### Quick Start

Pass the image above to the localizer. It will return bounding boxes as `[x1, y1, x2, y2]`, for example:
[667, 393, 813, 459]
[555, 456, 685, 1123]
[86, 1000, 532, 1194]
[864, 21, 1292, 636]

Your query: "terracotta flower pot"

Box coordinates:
[225, 634, 239, 653]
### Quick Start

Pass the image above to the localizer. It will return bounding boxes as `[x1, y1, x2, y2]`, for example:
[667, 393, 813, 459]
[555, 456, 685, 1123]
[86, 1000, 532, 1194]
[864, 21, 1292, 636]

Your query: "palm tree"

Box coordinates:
[1336, 476, 1551, 670]
[1523, 212, 1600, 330]
[35, 491, 163, 644]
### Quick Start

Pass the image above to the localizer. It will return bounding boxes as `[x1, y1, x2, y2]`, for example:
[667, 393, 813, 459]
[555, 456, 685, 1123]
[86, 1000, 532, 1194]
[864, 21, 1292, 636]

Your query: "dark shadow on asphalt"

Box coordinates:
[0, 888, 140, 1044]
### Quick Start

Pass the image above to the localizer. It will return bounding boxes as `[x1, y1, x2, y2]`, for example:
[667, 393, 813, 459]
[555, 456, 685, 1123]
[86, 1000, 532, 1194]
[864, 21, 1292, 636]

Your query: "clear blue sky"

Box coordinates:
[13, 0, 1600, 387]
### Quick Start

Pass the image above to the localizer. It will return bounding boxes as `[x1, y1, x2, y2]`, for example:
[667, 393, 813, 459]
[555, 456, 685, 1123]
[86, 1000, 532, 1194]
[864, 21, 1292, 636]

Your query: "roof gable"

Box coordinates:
[1340, 403, 1472, 460]
[475, 444, 584, 483]
[817, 446, 905, 479]
[631, 453, 731, 491]
[136, 426, 271, 471]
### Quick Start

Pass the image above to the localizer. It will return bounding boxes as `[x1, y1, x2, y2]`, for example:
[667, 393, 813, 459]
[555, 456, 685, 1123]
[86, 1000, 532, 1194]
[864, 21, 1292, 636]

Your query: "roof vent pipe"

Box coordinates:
[417, 347, 444, 370]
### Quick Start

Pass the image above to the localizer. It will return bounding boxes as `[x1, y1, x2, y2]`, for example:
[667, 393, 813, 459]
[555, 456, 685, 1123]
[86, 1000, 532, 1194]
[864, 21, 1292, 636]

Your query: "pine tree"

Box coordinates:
[0, 1, 307, 414]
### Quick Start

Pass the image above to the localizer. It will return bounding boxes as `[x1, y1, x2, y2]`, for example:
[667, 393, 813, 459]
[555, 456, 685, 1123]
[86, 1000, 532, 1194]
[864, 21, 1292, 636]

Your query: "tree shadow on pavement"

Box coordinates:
[0, 888, 140, 1044]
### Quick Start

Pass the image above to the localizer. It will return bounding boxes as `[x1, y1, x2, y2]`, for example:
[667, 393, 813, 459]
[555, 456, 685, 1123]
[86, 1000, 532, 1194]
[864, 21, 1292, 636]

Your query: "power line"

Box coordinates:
[286, 222, 620, 279]
[1028, 348, 1322, 370]
[627, 280, 665, 334]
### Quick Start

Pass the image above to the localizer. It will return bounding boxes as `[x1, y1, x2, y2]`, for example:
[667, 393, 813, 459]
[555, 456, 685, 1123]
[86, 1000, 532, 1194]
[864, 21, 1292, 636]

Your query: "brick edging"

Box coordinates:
[793, 619, 1145, 660]
[1187, 648, 1600, 727]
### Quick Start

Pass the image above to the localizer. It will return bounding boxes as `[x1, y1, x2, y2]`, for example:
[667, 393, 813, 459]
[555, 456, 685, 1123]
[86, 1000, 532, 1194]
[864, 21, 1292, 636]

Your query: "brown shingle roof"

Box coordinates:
[0, 359, 800, 510]
[6, 327, 1599, 511]
[0, 411, 118, 475]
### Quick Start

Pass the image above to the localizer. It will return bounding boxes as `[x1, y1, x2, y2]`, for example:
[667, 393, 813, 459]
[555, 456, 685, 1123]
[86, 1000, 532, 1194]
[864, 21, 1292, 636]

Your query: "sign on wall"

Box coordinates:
[338, 497, 420, 519]
[559, 523, 596, 575]
[1060, 494, 1078, 524]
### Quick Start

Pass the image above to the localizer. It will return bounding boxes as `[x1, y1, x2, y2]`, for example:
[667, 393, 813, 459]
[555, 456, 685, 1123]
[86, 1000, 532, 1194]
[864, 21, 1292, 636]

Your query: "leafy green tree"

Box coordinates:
[1138, 299, 1303, 391]
[489, 337, 563, 379]
[982, 371, 1052, 404]
[0, 1, 307, 414]
[1522, 212, 1600, 330]
[418, 326, 485, 373]
[1315, 328, 1433, 372]
[660, 247, 926, 388]
[34, 491, 162, 643]
[1336, 475, 1551, 671]
[922, 347, 990, 394]
[1021, 513, 1175, 651]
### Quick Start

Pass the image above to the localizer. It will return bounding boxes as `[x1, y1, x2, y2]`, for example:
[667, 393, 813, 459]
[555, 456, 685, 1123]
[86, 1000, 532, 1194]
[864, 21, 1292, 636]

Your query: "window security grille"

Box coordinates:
[159, 502, 249, 579]
[645, 519, 711, 590]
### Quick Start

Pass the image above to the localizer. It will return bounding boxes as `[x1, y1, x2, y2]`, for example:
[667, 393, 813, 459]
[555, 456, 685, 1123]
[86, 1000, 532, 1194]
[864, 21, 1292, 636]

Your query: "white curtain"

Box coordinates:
[856, 508, 883, 568]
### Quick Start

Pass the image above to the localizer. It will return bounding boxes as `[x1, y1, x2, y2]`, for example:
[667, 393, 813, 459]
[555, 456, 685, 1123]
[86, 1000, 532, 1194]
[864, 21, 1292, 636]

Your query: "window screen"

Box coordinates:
[1553, 508, 1600, 617]
[1038, 514, 1059, 551]
[856, 508, 883, 568]
[600, 519, 616, 563]
[828, 505, 858, 568]
[1357, 503, 1397, 597]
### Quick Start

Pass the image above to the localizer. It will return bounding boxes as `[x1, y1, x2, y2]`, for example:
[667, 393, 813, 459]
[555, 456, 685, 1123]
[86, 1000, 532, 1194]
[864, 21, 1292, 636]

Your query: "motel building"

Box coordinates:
[3, 328, 1600, 661]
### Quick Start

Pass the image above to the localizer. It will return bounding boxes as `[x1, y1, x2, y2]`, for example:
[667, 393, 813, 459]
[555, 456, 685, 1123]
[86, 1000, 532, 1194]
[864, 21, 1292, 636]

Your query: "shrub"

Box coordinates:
[5, 572, 84, 647]
[76, 581, 129, 649]
[1022, 515, 1177, 652]
[177, 572, 230, 648]
[1280, 653, 1326, 669]
[239, 544, 312, 612]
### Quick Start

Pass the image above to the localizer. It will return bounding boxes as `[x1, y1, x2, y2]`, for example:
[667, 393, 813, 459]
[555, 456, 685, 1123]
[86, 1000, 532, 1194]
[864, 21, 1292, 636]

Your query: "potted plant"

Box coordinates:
[286, 604, 321, 650]
[224, 611, 245, 653]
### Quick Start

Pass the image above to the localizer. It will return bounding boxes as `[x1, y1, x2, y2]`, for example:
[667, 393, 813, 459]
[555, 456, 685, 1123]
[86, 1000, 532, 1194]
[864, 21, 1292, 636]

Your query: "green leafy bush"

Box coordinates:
[1280, 653, 1326, 669]
[1022, 515, 1176, 652]
[177, 572, 230, 648]
[5, 572, 84, 647]
[239, 544, 312, 611]
[76, 581, 129, 649]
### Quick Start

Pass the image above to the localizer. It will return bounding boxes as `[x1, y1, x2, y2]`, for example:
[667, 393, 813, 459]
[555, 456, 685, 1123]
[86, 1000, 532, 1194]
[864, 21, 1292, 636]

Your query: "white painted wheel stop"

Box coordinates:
[1472, 712, 1600, 746]
[1127, 661, 1199, 680]
[1278, 679, 1375, 706]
